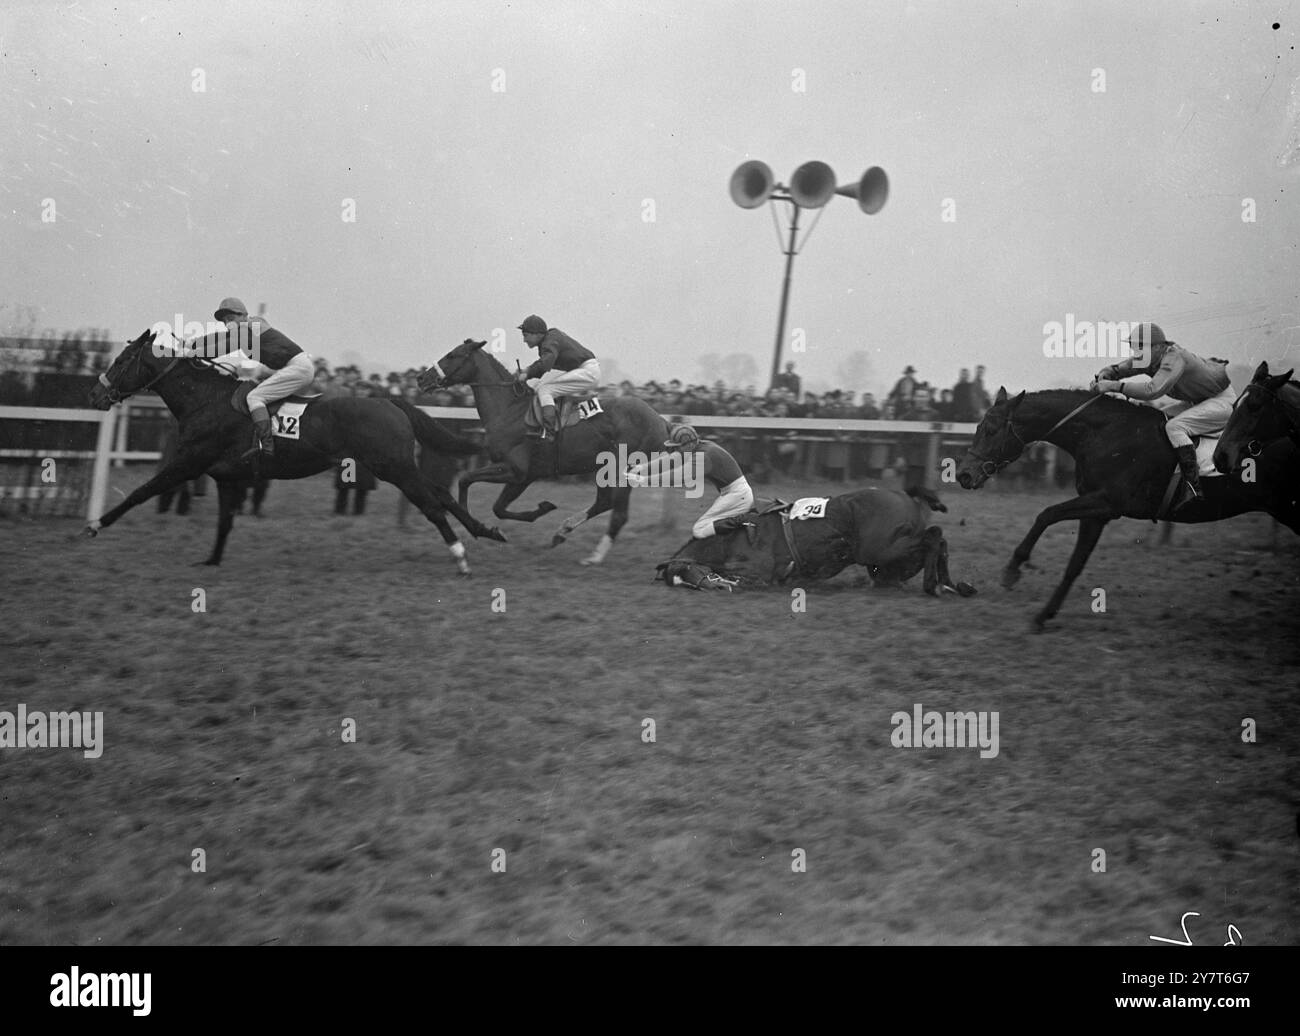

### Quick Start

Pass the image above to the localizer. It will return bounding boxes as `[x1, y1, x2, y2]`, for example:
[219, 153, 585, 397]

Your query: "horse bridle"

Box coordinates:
[98, 338, 183, 404]
[967, 394, 1103, 477]
[1235, 379, 1300, 456]
[423, 355, 527, 397]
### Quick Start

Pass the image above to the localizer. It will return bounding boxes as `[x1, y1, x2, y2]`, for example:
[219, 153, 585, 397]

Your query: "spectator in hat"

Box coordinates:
[772, 361, 801, 401]
[888, 365, 919, 419]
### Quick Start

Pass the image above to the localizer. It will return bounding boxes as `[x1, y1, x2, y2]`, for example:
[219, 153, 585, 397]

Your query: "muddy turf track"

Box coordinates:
[1, 468, 1297, 945]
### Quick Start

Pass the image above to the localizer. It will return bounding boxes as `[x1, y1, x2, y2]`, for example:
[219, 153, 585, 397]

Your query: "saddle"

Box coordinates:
[230, 381, 321, 416]
[523, 391, 604, 436]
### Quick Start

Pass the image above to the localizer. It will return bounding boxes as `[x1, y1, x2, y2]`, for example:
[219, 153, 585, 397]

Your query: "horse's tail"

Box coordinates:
[389, 397, 482, 456]
[906, 485, 948, 513]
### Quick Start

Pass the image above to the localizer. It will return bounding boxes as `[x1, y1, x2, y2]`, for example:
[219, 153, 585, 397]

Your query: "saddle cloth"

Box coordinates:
[524, 392, 604, 433]
[230, 381, 322, 416]
[787, 497, 830, 521]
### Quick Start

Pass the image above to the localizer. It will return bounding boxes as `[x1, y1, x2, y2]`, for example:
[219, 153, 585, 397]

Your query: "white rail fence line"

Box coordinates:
[1, 401, 986, 522]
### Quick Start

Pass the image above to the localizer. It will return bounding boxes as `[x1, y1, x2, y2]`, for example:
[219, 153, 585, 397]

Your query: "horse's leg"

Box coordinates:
[252, 477, 268, 517]
[922, 528, 943, 596]
[176, 482, 192, 515]
[580, 486, 629, 565]
[87, 457, 215, 533]
[1034, 517, 1109, 630]
[552, 485, 614, 549]
[1003, 491, 1117, 588]
[201, 480, 241, 566]
[374, 462, 475, 575]
[459, 457, 557, 522]
[488, 480, 556, 523]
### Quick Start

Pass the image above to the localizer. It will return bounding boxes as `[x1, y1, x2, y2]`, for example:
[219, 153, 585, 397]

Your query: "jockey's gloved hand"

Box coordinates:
[513, 370, 529, 382]
[1093, 379, 1120, 394]
[1095, 365, 1119, 381]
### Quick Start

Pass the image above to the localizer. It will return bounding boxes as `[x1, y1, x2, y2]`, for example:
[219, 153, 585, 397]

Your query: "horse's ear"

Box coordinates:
[1252, 360, 1270, 382]
[1266, 369, 1293, 391]
[995, 386, 1008, 404]
[1011, 390, 1026, 408]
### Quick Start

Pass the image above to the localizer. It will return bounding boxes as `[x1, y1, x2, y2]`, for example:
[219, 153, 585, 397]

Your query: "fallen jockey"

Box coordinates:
[625, 424, 755, 538]
[1092, 322, 1235, 510]
[513, 314, 601, 438]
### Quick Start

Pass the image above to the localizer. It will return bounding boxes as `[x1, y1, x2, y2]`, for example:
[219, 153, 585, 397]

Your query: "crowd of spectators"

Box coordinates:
[305, 359, 995, 424]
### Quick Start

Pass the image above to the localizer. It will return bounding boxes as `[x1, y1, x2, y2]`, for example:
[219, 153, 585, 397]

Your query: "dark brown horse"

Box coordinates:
[659, 487, 976, 595]
[956, 387, 1300, 629]
[86, 330, 505, 574]
[417, 339, 669, 564]
[1213, 362, 1300, 474]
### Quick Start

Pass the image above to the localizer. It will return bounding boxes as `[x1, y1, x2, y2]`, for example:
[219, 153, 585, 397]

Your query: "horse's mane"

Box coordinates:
[474, 347, 511, 381]
[1019, 387, 1165, 425]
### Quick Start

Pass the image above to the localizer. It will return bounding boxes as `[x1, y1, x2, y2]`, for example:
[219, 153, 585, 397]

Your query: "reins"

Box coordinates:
[968, 392, 1103, 477]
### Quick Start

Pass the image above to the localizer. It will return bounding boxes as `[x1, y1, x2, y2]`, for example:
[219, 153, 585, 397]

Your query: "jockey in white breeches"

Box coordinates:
[1092, 322, 1235, 506]
[513, 315, 601, 437]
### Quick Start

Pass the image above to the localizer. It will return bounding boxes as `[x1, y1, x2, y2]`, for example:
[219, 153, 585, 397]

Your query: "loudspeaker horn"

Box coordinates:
[835, 166, 889, 214]
[728, 160, 775, 209]
[789, 160, 836, 208]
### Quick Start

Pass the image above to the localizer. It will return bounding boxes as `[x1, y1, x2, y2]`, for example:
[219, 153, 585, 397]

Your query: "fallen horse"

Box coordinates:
[657, 486, 976, 595]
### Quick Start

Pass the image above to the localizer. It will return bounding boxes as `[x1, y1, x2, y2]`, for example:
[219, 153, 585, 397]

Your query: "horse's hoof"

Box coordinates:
[1000, 568, 1020, 589]
[956, 581, 977, 597]
[551, 534, 567, 548]
[580, 555, 604, 566]
[82, 523, 100, 538]
[484, 527, 508, 544]
[196, 558, 221, 567]
[538, 501, 557, 515]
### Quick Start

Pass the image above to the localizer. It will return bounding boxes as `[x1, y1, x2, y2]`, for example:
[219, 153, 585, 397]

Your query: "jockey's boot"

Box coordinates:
[241, 414, 274, 460]
[712, 514, 757, 544]
[1174, 444, 1203, 509]
[540, 404, 559, 439]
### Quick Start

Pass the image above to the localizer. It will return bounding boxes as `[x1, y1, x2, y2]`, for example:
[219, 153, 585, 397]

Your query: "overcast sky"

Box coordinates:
[4, 0, 1299, 396]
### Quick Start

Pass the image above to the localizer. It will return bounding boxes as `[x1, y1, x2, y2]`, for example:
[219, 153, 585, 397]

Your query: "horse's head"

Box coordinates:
[956, 386, 1027, 489]
[88, 328, 171, 409]
[1213, 361, 1296, 473]
[417, 338, 488, 392]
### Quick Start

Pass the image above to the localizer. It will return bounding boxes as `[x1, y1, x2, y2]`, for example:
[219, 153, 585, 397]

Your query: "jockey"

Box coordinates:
[210, 297, 315, 458]
[513, 315, 601, 437]
[1092, 322, 1235, 506]
[625, 424, 755, 538]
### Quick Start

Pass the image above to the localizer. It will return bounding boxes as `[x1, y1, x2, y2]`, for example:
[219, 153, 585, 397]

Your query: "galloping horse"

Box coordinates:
[86, 330, 506, 574]
[417, 339, 668, 564]
[1214, 362, 1300, 474]
[956, 387, 1300, 629]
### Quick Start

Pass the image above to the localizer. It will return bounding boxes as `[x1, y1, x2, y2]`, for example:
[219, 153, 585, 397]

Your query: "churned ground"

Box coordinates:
[0, 467, 1297, 945]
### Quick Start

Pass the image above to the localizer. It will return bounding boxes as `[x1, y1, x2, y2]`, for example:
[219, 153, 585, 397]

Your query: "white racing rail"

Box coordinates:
[0, 397, 985, 522]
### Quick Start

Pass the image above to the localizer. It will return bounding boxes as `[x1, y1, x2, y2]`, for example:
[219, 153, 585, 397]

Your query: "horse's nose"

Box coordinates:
[957, 471, 972, 490]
